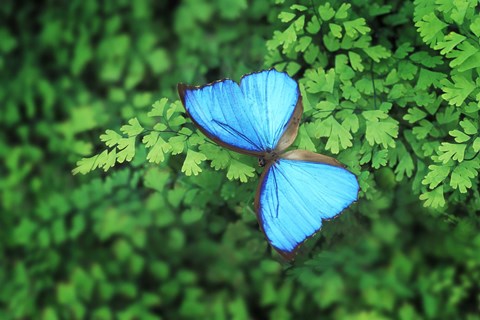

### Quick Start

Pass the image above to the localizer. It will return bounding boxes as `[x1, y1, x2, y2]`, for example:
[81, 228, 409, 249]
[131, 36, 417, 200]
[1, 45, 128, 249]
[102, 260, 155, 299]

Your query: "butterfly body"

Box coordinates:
[178, 69, 359, 260]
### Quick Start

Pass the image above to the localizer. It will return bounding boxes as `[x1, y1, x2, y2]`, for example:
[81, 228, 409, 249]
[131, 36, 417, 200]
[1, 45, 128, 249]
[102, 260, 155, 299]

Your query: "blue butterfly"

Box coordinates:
[178, 69, 359, 259]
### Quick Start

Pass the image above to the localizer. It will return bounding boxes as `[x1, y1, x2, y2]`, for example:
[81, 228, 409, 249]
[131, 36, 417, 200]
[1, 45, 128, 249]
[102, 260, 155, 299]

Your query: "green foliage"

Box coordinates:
[3, 0, 480, 319]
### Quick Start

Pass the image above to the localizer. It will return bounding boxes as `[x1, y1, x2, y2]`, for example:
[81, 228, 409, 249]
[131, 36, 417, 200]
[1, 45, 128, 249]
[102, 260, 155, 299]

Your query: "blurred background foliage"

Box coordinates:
[1, 0, 479, 319]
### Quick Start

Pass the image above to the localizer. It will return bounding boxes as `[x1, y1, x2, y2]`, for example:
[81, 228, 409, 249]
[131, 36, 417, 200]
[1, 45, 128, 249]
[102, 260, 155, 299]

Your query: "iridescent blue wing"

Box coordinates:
[177, 69, 300, 155]
[255, 150, 359, 259]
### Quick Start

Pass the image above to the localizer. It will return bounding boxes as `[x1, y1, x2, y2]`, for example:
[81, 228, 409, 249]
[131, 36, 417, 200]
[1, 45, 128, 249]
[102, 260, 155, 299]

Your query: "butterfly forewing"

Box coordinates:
[178, 70, 300, 155]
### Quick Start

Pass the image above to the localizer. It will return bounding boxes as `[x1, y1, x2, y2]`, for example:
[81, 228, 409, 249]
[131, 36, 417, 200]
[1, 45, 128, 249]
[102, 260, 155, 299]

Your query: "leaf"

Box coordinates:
[422, 164, 451, 189]
[148, 48, 170, 74]
[188, 133, 204, 146]
[372, 149, 388, 169]
[318, 3, 335, 21]
[181, 150, 207, 176]
[470, 16, 480, 37]
[73, 150, 108, 175]
[416, 68, 445, 89]
[226, 159, 255, 182]
[393, 42, 414, 59]
[142, 132, 157, 148]
[335, 3, 351, 19]
[440, 75, 476, 106]
[99, 130, 122, 147]
[449, 130, 470, 143]
[397, 61, 418, 80]
[199, 143, 230, 170]
[279, 11, 296, 23]
[343, 18, 370, 38]
[341, 83, 361, 102]
[316, 117, 353, 154]
[348, 51, 364, 71]
[363, 45, 391, 62]
[395, 150, 414, 180]
[181, 208, 204, 224]
[125, 56, 145, 89]
[433, 32, 466, 55]
[42, 307, 59, 320]
[437, 142, 466, 164]
[388, 84, 406, 100]
[329, 23, 342, 38]
[363, 110, 399, 148]
[404, 108, 427, 123]
[450, 161, 478, 193]
[143, 132, 172, 164]
[323, 33, 341, 52]
[446, 41, 479, 68]
[290, 4, 308, 11]
[169, 135, 187, 155]
[296, 126, 317, 152]
[306, 16, 321, 34]
[120, 118, 144, 136]
[103, 149, 117, 171]
[295, 36, 312, 52]
[116, 137, 136, 163]
[57, 283, 77, 304]
[144, 168, 170, 193]
[154, 123, 168, 131]
[293, 14, 305, 32]
[304, 44, 320, 64]
[286, 61, 301, 75]
[342, 113, 359, 133]
[459, 119, 477, 135]
[280, 24, 297, 51]
[148, 98, 169, 117]
[312, 101, 336, 119]
[305, 68, 335, 93]
[415, 13, 447, 47]
[436, 105, 460, 125]
[473, 138, 480, 152]
[420, 186, 445, 208]
[369, 4, 392, 16]
[385, 69, 399, 85]
[449, 0, 471, 24]
[410, 52, 444, 68]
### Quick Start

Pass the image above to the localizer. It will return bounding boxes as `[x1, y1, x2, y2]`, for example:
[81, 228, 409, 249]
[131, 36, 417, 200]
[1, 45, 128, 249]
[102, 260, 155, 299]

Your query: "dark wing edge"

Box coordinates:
[176, 83, 263, 157]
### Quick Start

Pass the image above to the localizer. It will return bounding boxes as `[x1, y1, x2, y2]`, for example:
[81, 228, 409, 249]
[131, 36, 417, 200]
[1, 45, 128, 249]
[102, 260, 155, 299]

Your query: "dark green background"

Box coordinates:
[1, 1, 479, 319]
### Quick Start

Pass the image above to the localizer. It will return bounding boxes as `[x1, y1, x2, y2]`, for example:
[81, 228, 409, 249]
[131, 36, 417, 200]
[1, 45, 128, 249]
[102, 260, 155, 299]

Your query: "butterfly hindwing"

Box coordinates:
[255, 150, 359, 259]
[178, 70, 300, 154]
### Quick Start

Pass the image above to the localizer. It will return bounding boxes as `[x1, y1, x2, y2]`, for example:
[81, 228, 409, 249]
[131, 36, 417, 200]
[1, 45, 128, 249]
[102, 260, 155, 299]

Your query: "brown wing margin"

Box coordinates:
[274, 91, 303, 153]
[280, 149, 346, 168]
[177, 83, 263, 157]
